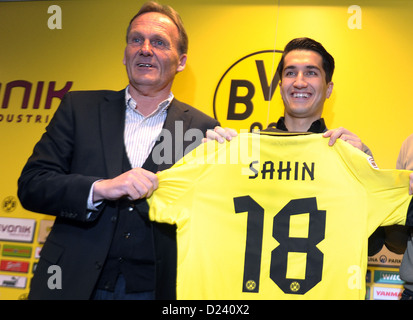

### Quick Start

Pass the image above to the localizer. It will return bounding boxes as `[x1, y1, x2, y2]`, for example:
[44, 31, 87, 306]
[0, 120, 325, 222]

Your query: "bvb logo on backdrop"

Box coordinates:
[2, 196, 17, 213]
[213, 50, 283, 132]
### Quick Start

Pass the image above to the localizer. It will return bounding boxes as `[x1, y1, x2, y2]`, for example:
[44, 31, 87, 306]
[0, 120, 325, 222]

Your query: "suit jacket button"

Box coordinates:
[95, 261, 102, 269]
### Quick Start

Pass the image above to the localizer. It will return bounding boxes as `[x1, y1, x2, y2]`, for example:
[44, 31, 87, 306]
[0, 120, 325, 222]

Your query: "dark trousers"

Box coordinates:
[92, 274, 155, 300]
[401, 288, 413, 300]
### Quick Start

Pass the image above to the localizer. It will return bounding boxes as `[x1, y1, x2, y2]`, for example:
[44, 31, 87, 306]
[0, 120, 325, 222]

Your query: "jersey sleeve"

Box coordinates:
[147, 140, 223, 225]
[334, 139, 413, 232]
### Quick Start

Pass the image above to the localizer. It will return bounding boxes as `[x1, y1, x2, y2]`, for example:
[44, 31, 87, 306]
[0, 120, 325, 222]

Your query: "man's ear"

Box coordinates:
[326, 81, 334, 98]
[176, 54, 187, 72]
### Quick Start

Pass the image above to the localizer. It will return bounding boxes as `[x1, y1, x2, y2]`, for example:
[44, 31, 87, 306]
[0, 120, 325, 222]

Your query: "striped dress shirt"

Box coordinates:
[124, 86, 172, 168]
[87, 87, 172, 210]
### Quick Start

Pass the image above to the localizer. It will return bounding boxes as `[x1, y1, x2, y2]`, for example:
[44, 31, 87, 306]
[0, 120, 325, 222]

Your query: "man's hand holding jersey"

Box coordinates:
[92, 127, 237, 202]
[202, 126, 238, 144]
[322, 127, 364, 151]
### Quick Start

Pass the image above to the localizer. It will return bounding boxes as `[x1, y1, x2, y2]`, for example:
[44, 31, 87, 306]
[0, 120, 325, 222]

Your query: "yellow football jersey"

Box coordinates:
[147, 132, 413, 300]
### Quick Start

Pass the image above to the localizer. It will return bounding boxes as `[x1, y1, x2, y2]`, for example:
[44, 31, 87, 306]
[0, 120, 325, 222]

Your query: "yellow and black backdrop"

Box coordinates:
[1, 0, 411, 299]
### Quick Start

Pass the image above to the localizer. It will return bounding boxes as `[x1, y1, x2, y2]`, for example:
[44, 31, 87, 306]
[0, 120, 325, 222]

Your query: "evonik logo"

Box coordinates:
[0, 80, 73, 124]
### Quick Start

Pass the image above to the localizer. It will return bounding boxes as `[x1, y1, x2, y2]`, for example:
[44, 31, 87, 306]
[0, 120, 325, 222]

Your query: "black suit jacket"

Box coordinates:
[17, 89, 219, 299]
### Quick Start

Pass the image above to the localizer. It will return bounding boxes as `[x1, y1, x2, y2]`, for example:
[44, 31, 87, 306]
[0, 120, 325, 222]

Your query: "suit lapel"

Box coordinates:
[99, 94, 193, 175]
[99, 90, 126, 178]
[146, 99, 192, 172]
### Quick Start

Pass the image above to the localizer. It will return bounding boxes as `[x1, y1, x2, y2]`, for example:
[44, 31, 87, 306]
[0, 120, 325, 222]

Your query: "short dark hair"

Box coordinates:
[126, 1, 188, 55]
[276, 37, 335, 83]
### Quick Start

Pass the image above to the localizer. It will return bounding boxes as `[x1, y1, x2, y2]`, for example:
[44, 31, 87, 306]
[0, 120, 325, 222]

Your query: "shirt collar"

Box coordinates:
[275, 117, 327, 133]
[125, 85, 174, 116]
